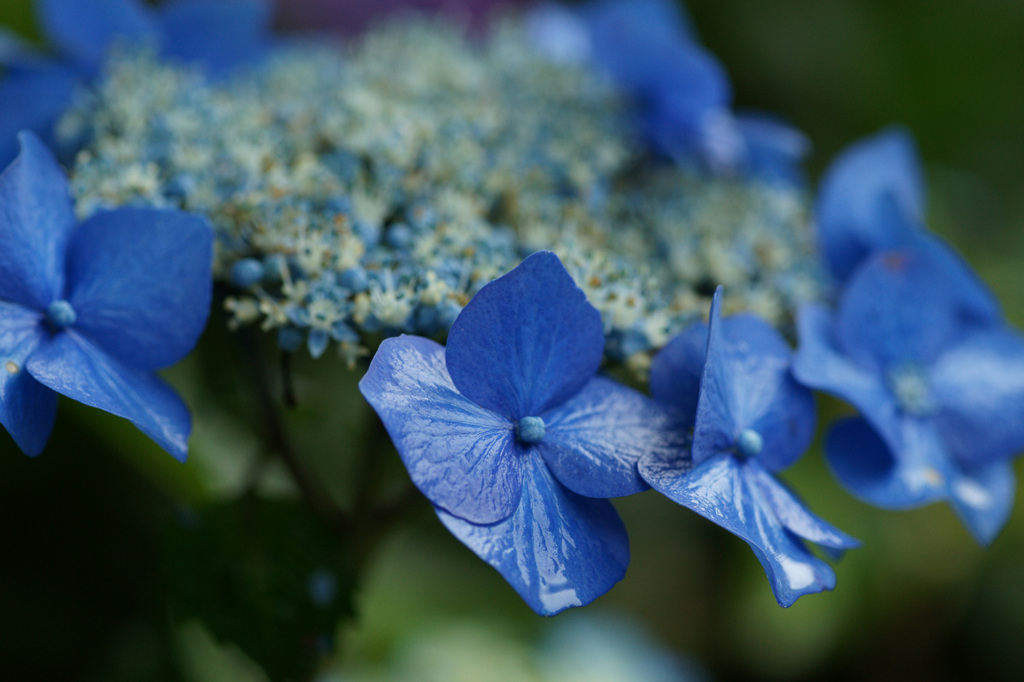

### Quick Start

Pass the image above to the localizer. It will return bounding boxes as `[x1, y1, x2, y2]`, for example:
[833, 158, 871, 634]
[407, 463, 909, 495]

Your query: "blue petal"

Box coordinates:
[359, 335, 523, 525]
[826, 417, 1015, 544]
[437, 455, 629, 616]
[26, 331, 192, 460]
[930, 327, 1024, 468]
[65, 208, 213, 371]
[582, 0, 698, 93]
[947, 459, 1015, 546]
[0, 131, 76, 309]
[639, 452, 840, 607]
[825, 417, 949, 509]
[734, 112, 810, 185]
[816, 127, 925, 282]
[835, 248, 995, 370]
[38, 0, 157, 70]
[693, 290, 816, 471]
[445, 251, 604, 420]
[0, 301, 56, 456]
[749, 464, 859, 551]
[0, 28, 41, 67]
[649, 318, 706, 428]
[792, 304, 902, 444]
[537, 376, 687, 498]
[0, 64, 79, 170]
[690, 290, 734, 463]
[159, 0, 271, 75]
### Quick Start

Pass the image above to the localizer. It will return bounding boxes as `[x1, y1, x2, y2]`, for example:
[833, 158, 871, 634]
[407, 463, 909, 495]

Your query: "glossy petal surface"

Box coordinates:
[816, 127, 924, 282]
[639, 452, 841, 607]
[750, 463, 859, 551]
[693, 291, 816, 471]
[0, 131, 75, 309]
[0, 301, 56, 455]
[38, 0, 157, 68]
[649, 319, 706, 429]
[0, 64, 78, 168]
[438, 455, 629, 616]
[160, 0, 271, 75]
[27, 331, 191, 460]
[538, 376, 686, 498]
[446, 251, 603, 420]
[359, 335, 522, 525]
[65, 207, 213, 370]
[929, 328, 1024, 468]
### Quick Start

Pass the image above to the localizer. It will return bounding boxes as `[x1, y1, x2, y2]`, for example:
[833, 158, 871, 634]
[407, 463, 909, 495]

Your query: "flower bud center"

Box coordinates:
[46, 300, 77, 330]
[736, 428, 763, 458]
[515, 416, 546, 444]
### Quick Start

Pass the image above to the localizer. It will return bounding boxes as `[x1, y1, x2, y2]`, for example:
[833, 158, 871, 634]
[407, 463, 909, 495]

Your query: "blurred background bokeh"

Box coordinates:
[2, 0, 1023, 680]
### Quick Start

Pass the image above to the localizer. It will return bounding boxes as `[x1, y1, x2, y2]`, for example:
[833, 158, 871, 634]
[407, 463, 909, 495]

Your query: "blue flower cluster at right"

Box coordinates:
[794, 129, 1024, 545]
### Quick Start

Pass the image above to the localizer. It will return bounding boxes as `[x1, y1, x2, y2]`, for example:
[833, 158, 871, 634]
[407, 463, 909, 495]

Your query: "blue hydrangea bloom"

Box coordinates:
[0, 0, 272, 165]
[359, 251, 686, 615]
[639, 288, 858, 607]
[816, 127, 1005, 320]
[531, 0, 808, 181]
[793, 248, 1024, 544]
[0, 131, 213, 459]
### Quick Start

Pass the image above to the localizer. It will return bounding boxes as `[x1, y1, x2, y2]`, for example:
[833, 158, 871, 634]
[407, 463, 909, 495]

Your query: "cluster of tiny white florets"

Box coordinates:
[62, 17, 820, 374]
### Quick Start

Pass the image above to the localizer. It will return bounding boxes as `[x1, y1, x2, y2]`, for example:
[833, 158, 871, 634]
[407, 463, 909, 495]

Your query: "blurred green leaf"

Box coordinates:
[161, 497, 357, 681]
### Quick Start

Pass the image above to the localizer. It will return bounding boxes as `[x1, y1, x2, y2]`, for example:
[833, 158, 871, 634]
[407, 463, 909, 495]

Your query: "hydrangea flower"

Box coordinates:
[0, 0, 272, 165]
[816, 127, 1004, 324]
[639, 288, 858, 607]
[530, 0, 808, 181]
[359, 251, 686, 614]
[793, 247, 1024, 544]
[0, 131, 212, 459]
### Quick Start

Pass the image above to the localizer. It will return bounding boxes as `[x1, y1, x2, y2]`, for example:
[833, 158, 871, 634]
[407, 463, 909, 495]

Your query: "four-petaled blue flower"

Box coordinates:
[1, 0, 273, 165]
[793, 247, 1024, 544]
[359, 251, 687, 615]
[529, 0, 808, 182]
[0, 131, 213, 459]
[639, 287, 858, 607]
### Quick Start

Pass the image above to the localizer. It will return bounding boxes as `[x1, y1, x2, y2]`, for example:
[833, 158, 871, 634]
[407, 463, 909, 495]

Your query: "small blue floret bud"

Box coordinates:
[46, 300, 77, 329]
[516, 416, 546, 444]
[736, 428, 763, 458]
[230, 258, 265, 288]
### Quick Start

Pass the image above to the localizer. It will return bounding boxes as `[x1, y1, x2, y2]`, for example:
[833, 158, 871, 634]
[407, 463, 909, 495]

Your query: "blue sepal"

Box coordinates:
[437, 456, 629, 616]
[538, 376, 687, 498]
[445, 251, 604, 420]
[0, 131, 76, 309]
[26, 331, 192, 460]
[65, 207, 213, 371]
[359, 335, 523, 525]
[0, 301, 55, 456]
[159, 0, 272, 75]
